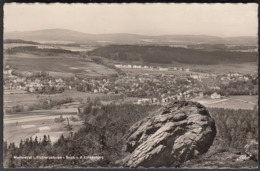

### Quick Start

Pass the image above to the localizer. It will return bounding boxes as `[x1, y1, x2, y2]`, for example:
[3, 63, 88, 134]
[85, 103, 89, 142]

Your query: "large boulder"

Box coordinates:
[121, 101, 216, 168]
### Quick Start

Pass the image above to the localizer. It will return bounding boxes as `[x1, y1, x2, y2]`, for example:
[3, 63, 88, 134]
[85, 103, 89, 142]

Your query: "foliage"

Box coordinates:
[28, 97, 73, 111]
[208, 107, 258, 150]
[88, 45, 257, 65]
[4, 135, 52, 168]
[203, 79, 258, 96]
[4, 103, 160, 167]
[6, 46, 79, 55]
[6, 97, 73, 113]
[6, 105, 24, 113]
[4, 103, 258, 168]
[54, 115, 65, 123]
[4, 39, 39, 44]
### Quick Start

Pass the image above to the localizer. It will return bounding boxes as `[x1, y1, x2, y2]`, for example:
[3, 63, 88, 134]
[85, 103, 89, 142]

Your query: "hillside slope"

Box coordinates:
[88, 45, 258, 65]
[4, 29, 257, 45]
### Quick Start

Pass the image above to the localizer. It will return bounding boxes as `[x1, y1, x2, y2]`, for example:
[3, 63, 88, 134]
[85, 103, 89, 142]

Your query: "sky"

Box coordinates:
[4, 3, 258, 37]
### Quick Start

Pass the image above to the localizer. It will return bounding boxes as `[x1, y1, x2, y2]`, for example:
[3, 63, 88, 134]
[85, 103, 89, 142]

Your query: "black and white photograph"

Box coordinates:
[2, 2, 258, 168]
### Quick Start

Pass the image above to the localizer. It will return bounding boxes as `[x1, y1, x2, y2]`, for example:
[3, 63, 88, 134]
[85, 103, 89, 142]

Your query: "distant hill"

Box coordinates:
[4, 29, 257, 45]
[88, 45, 258, 65]
[4, 39, 40, 44]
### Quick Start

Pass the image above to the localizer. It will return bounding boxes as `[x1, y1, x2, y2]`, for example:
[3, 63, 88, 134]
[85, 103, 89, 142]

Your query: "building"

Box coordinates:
[115, 64, 123, 68]
[159, 67, 168, 71]
[133, 65, 142, 69]
[137, 98, 150, 104]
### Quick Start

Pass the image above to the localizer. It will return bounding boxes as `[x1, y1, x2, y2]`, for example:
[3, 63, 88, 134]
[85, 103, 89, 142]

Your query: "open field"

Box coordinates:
[4, 89, 39, 109]
[58, 45, 93, 52]
[192, 95, 257, 110]
[120, 67, 198, 75]
[64, 89, 111, 99]
[4, 43, 38, 50]
[36, 90, 112, 101]
[4, 107, 82, 145]
[177, 62, 257, 74]
[4, 89, 118, 112]
[114, 58, 257, 74]
[4, 52, 117, 77]
[3, 89, 121, 145]
[4, 43, 93, 52]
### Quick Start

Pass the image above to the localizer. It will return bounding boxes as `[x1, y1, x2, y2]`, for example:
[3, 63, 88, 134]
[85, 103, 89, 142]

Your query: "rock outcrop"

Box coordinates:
[244, 139, 258, 161]
[121, 101, 216, 168]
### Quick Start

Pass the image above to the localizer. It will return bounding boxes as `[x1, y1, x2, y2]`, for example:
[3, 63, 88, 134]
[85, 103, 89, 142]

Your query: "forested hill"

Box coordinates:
[88, 45, 258, 65]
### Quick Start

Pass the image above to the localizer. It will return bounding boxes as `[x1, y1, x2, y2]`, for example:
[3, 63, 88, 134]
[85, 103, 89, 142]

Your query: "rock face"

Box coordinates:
[122, 101, 216, 168]
[244, 139, 258, 161]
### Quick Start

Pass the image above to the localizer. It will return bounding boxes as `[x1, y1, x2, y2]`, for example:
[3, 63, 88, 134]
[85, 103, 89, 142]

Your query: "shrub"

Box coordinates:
[6, 104, 24, 113]
[69, 116, 79, 122]
[54, 115, 65, 123]
[208, 107, 258, 150]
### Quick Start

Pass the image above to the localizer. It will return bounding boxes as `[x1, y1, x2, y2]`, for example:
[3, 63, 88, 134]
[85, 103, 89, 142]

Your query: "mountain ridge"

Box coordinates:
[4, 29, 257, 45]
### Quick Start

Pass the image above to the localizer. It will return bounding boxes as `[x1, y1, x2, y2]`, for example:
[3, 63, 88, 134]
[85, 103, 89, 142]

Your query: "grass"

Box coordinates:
[4, 43, 92, 52]
[206, 98, 256, 110]
[115, 59, 257, 74]
[192, 96, 257, 110]
[181, 63, 257, 74]
[230, 96, 258, 104]
[120, 67, 193, 76]
[4, 90, 39, 109]
[64, 90, 111, 100]
[4, 52, 117, 77]
[116, 62, 257, 75]
[4, 107, 82, 145]
[4, 89, 119, 115]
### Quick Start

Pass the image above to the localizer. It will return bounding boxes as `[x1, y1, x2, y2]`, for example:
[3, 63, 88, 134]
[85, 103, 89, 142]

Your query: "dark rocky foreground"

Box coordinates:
[181, 142, 258, 169]
[118, 101, 217, 168]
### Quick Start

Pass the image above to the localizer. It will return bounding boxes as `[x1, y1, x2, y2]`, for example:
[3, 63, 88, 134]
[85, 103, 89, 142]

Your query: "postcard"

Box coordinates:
[3, 2, 258, 169]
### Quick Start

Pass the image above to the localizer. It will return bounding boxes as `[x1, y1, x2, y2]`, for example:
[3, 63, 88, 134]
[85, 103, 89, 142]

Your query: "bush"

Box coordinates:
[54, 115, 65, 123]
[69, 116, 79, 122]
[208, 107, 258, 150]
[26, 97, 73, 112]
[6, 104, 24, 113]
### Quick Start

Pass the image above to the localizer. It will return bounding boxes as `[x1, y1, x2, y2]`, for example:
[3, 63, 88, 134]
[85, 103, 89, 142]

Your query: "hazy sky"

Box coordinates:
[4, 3, 258, 37]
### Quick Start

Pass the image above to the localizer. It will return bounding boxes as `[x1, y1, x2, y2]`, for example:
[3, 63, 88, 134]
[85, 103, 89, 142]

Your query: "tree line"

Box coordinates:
[208, 107, 258, 150]
[4, 103, 258, 168]
[88, 45, 257, 65]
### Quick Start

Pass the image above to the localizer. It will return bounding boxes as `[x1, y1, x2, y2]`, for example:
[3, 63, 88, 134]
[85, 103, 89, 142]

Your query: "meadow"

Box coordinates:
[4, 106, 82, 146]
[4, 88, 124, 146]
[4, 90, 39, 110]
[4, 52, 117, 77]
[111, 57, 257, 75]
[184, 62, 257, 74]
[192, 96, 257, 110]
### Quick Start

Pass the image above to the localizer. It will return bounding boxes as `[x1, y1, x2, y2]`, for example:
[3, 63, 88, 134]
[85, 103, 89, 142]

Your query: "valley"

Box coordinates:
[3, 30, 258, 168]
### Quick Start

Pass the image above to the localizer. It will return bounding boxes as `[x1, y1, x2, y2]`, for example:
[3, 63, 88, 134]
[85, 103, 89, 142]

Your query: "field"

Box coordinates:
[4, 89, 116, 110]
[4, 52, 117, 77]
[192, 95, 257, 110]
[4, 89, 39, 110]
[182, 63, 258, 74]
[58, 45, 94, 52]
[114, 60, 257, 75]
[4, 43, 94, 52]
[4, 107, 82, 146]
[3, 88, 122, 145]
[120, 67, 200, 76]
[4, 43, 38, 50]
